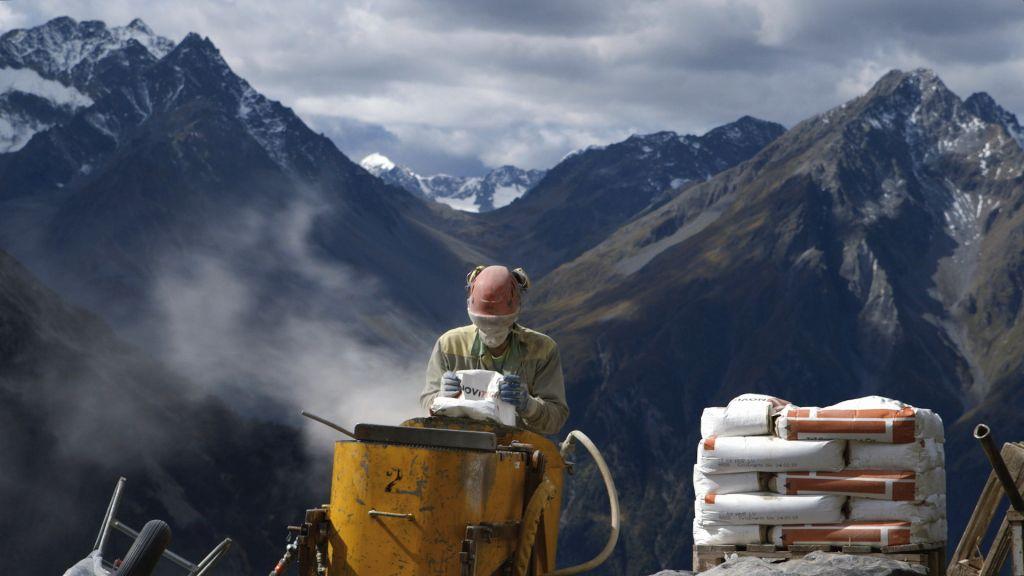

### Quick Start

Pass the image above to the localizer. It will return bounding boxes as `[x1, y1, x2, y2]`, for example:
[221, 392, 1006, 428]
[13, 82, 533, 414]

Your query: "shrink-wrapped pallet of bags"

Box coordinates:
[693, 394, 946, 548]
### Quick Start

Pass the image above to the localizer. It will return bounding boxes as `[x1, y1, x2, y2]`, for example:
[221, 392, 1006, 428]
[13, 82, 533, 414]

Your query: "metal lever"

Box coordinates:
[301, 411, 357, 440]
[368, 510, 415, 520]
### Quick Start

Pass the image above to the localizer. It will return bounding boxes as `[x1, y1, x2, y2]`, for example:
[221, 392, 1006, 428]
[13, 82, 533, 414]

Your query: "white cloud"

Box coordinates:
[150, 192, 426, 448]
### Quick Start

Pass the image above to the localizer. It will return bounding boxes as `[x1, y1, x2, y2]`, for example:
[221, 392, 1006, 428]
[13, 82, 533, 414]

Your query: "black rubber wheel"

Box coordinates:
[113, 519, 172, 576]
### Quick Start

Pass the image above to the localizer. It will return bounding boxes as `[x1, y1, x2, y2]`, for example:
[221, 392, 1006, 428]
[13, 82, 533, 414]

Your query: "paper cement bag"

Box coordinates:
[697, 436, 846, 473]
[700, 394, 791, 438]
[695, 492, 845, 525]
[847, 495, 947, 523]
[770, 520, 946, 547]
[429, 369, 517, 427]
[848, 439, 946, 472]
[693, 467, 765, 496]
[775, 396, 944, 443]
[769, 469, 945, 501]
[692, 519, 764, 545]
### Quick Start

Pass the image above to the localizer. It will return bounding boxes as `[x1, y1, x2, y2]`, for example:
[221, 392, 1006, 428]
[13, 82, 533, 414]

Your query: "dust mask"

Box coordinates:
[468, 310, 518, 348]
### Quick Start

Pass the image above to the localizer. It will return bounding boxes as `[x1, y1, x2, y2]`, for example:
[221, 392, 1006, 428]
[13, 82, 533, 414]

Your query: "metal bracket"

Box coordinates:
[459, 523, 522, 576]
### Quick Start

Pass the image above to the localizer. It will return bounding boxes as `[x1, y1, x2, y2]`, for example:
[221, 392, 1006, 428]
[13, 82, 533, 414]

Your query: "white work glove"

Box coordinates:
[440, 371, 462, 398]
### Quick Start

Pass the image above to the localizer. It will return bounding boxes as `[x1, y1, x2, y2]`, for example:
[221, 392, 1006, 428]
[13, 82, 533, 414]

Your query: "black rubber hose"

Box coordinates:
[113, 520, 172, 576]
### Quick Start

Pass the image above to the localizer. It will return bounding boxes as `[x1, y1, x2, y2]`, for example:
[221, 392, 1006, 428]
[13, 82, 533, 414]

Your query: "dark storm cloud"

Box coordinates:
[3, 0, 1024, 173]
[373, 0, 633, 36]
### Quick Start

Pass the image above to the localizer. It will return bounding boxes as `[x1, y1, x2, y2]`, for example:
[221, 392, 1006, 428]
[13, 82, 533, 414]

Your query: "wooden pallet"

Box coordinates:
[693, 542, 946, 574]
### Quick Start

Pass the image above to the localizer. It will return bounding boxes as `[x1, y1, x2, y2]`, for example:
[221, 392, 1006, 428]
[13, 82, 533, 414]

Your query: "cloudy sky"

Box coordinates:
[2, 0, 1023, 175]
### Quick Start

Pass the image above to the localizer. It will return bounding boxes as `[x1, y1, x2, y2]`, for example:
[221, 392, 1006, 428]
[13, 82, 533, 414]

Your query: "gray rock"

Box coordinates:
[651, 552, 926, 576]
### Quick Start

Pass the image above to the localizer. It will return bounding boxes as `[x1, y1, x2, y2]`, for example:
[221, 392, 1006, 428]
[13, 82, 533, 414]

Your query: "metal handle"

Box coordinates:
[302, 411, 357, 440]
[368, 510, 414, 520]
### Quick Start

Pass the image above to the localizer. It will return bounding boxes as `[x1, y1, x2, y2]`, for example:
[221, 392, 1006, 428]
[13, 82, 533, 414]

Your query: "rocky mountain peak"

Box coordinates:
[163, 32, 227, 72]
[0, 16, 174, 101]
[126, 18, 154, 34]
[965, 91, 1024, 148]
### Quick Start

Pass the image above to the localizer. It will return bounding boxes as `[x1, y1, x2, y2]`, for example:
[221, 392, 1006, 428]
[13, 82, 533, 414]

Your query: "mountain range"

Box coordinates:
[360, 152, 546, 212]
[2, 16, 1024, 576]
[532, 69, 1024, 572]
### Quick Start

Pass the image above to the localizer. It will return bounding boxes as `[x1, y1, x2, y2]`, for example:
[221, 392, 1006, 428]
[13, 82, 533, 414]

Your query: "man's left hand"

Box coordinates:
[498, 374, 529, 412]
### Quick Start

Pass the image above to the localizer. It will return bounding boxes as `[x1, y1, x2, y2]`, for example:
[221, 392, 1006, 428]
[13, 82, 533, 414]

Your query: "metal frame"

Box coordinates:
[94, 477, 233, 576]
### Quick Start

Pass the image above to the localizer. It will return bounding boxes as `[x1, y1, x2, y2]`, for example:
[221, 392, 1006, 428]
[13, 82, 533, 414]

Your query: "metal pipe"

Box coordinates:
[95, 477, 127, 555]
[301, 411, 357, 440]
[194, 539, 233, 576]
[974, 423, 1024, 512]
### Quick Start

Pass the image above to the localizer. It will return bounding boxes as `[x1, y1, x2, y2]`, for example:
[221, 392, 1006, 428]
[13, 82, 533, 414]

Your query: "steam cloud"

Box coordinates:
[150, 190, 431, 448]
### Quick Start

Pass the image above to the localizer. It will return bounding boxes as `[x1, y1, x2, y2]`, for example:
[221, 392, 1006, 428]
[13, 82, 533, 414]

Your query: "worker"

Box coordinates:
[420, 265, 569, 435]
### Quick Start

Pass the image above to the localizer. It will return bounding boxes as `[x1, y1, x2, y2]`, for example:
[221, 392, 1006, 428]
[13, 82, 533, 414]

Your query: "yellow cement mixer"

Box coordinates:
[274, 414, 619, 576]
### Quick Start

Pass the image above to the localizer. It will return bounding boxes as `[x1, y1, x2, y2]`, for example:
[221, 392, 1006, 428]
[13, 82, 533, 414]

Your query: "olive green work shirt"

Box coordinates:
[420, 324, 569, 435]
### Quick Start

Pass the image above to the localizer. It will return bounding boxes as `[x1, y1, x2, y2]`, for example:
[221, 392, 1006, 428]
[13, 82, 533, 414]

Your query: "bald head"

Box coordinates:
[468, 265, 521, 316]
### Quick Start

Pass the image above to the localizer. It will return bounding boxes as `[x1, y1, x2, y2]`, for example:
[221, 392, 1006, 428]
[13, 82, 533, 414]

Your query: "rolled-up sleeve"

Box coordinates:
[521, 346, 569, 435]
[420, 339, 447, 413]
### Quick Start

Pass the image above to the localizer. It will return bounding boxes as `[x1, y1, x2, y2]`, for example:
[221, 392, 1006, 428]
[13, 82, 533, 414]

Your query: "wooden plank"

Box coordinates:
[746, 544, 779, 553]
[842, 545, 875, 554]
[949, 443, 1024, 576]
[1009, 520, 1023, 576]
[789, 544, 832, 553]
[980, 518, 1012, 576]
[882, 542, 945, 553]
[936, 548, 947, 576]
[695, 545, 738, 553]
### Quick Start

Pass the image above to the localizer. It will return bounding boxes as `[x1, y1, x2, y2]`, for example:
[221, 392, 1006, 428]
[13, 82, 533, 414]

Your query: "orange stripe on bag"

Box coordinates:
[801, 407, 915, 419]
[780, 522, 911, 546]
[891, 482, 916, 501]
[788, 420, 888, 434]
[785, 478, 889, 496]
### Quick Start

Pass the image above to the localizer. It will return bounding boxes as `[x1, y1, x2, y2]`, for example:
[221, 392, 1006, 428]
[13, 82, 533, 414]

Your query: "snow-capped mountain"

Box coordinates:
[0, 67, 92, 151]
[0, 16, 174, 97]
[0, 17, 174, 153]
[360, 152, 546, 212]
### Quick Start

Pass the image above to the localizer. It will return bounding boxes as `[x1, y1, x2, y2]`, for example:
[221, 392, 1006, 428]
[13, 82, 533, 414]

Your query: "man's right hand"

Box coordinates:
[441, 371, 462, 397]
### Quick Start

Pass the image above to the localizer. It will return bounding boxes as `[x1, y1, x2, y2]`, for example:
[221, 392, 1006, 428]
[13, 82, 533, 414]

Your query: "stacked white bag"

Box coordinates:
[693, 394, 946, 548]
